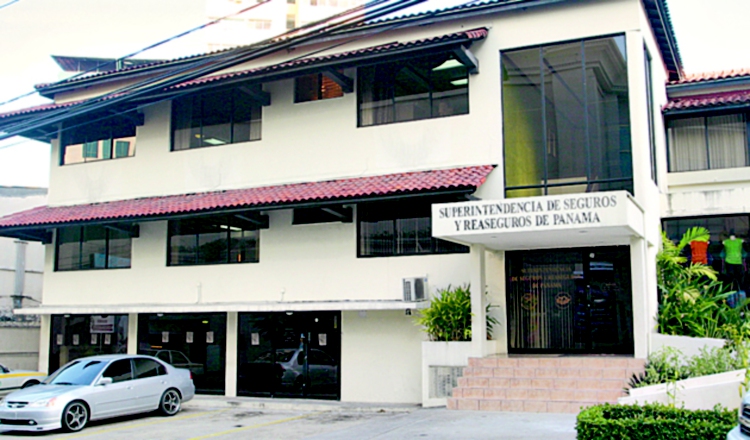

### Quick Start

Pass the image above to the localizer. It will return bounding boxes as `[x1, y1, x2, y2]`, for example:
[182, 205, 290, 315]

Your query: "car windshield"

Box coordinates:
[43, 359, 108, 386]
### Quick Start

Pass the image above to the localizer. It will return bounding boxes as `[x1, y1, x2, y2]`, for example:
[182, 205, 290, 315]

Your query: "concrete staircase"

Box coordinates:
[447, 356, 646, 413]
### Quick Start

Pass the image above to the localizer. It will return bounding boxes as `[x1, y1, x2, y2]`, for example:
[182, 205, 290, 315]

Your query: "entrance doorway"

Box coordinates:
[237, 311, 340, 400]
[506, 246, 633, 354]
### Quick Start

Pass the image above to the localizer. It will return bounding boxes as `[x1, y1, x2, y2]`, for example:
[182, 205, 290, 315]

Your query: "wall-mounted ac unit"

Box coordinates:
[403, 277, 428, 302]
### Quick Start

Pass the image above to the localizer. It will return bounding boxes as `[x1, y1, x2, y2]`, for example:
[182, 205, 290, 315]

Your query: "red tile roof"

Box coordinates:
[669, 68, 750, 85]
[663, 90, 750, 112]
[0, 101, 79, 120]
[0, 166, 494, 229]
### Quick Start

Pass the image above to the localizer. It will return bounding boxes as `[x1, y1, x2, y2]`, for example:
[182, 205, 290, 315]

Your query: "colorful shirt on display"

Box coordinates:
[690, 240, 709, 265]
[723, 238, 745, 265]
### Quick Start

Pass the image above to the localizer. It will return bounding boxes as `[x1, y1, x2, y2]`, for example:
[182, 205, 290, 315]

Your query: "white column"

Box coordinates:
[630, 237, 649, 359]
[225, 312, 238, 397]
[486, 249, 507, 355]
[38, 314, 51, 373]
[127, 313, 138, 354]
[470, 244, 487, 356]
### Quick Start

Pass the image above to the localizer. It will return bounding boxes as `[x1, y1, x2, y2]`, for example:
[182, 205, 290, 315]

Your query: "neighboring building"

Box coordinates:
[0, 186, 47, 370]
[0, 0, 683, 409]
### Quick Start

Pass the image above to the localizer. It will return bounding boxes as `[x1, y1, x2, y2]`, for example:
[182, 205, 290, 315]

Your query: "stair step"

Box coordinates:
[448, 397, 602, 413]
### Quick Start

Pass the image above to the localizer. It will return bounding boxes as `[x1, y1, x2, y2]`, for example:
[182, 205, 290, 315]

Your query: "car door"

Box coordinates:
[131, 358, 168, 411]
[87, 358, 137, 419]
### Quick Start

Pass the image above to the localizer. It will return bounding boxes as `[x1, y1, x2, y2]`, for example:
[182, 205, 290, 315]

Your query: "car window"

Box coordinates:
[0, 363, 8, 374]
[102, 359, 133, 383]
[133, 358, 165, 379]
[310, 350, 334, 366]
[171, 352, 189, 365]
[156, 351, 171, 363]
[45, 360, 107, 385]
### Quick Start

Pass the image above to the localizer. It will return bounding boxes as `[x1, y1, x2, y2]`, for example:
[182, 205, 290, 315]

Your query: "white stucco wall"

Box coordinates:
[341, 310, 423, 403]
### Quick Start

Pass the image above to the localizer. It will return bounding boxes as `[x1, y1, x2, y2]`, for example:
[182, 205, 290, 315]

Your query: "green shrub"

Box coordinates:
[416, 284, 472, 341]
[576, 403, 735, 440]
[628, 346, 744, 390]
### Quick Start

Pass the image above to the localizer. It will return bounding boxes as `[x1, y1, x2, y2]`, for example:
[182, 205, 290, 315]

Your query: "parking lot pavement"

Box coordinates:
[0, 407, 577, 439]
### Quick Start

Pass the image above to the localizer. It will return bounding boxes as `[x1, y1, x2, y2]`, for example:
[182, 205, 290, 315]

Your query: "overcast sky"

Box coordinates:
[0, 0, 748, 188]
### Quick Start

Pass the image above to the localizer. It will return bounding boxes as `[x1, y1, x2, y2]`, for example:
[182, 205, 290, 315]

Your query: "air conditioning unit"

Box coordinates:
[403, 277, 428, 302]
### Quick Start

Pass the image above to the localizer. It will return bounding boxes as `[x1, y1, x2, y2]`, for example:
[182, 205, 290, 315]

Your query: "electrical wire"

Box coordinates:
[0, 0, 422, 140]
[0, 0, 276, 109]
[0, 0, 481, 144]
[0, 0, 20, 11]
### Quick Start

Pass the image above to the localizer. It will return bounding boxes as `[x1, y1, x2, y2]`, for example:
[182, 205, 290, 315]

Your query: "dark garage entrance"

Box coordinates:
[237, 311, 340, 400]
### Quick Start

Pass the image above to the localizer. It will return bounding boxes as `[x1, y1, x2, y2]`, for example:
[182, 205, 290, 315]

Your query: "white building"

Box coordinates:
[0, 0, 691, 410]
[0, 186, 46, 370]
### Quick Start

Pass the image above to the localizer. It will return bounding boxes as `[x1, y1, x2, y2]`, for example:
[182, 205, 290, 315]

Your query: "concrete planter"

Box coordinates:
[421, 341, 473, 408]
[652, 333, 726, 359]
[618, 369, 746, 410]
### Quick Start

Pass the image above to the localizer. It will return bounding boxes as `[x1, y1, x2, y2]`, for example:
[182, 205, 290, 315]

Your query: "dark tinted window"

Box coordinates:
[61, 120, 136, 165]
[358, 198, 468, 257]
[358, 52, 468, 127]
[168, 216, 259, 266]
[295, 72, 344, 103]
[55, 226, 132, 271]
[133, 358, 165, 379]
[103, 359, 133, 383]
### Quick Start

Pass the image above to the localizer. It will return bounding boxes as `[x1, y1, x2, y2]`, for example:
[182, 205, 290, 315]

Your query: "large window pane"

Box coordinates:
[61, 122, 136, 165]
[358, 53, 468, 127]
[56, 226, 132, 271]
[503, 36, 632, 197]
[358, 198, 468, 257]
[168, 216, 259, 266]
[667, 114, 748, 172]
[49, 314, 129, 373]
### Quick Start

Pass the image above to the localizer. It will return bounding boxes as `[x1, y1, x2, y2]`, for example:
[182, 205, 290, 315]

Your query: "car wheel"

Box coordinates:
[62, 401, 89, 432]
[21, 380, 39, 388]
[159, 389, 181, 416]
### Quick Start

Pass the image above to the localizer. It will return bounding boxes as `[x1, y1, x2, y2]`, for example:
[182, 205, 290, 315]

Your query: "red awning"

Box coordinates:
[0, 165, 494, 230]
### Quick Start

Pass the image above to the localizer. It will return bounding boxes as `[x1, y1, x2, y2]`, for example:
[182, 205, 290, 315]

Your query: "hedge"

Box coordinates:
[576, 403, 736, 440]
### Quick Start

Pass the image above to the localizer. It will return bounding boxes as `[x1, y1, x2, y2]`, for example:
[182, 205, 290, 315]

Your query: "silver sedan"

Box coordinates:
[0, 354, 195, 433]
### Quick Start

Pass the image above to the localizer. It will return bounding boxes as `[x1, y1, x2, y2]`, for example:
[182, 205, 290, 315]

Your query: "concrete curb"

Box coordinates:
[183, 395, 420, 413]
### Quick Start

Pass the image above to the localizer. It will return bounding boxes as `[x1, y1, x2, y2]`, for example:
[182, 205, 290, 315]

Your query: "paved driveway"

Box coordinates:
[0, 406, 577, 439]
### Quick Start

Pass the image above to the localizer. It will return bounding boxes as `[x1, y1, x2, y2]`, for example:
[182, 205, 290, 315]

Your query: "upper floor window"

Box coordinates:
[357, 52, 469, 127]
[667, 114, 749, 172]
[168, 216, 259, 266]
[295, 73, 344, 103]
[61, 121, 136, 165]
[172, 87, 262, 151]
[358, 198, 469, 257]
[502, 36, 632, 198]
[56, 225, 132, 271]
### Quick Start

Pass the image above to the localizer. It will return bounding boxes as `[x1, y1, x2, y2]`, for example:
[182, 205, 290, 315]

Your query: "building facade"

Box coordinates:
[0, 0, 683, 405]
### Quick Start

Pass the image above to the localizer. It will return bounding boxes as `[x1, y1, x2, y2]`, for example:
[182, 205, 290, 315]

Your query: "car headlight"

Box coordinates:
[27, 397, 57, 408]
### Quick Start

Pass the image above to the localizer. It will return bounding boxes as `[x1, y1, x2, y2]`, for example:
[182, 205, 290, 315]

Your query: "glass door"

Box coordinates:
[506, 246, 633, 354]
[237, 311, 340, 400]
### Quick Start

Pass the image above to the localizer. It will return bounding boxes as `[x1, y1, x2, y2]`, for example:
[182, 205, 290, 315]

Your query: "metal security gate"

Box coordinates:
[506, 246, 633, 354]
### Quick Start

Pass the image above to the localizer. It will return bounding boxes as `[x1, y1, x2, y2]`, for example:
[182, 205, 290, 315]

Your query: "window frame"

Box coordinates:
[54, 225, 133, 271]
[665, 111, 750, 173]
[356, 51, 470, 128]
[501, 33, 633, 198]
[170, 86, 263, 151]
[356, 197, 470, 258]
[167, 216, 260, 266]
[59, 121, 137, 166]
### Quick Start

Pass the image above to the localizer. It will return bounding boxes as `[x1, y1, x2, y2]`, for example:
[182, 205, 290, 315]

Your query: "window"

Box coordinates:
[133, 358, 166, 379]
[358, 52, 469, 127]
[61, 120, 136, 165]
[667, 114, 749, 172]
[662, 214, 750, 272]
[358, 198, 469, 257]
[502, 36, 632, 198]
[168, 216, 259, 266]
[103, 359, 133, 383]
[172, 87, 262, 151]
[295, 73, 344, 103]
[56, 226, 132, 271]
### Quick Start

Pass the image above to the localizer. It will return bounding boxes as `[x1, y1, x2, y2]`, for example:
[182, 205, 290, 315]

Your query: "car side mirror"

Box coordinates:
[97, 377, 113, 386]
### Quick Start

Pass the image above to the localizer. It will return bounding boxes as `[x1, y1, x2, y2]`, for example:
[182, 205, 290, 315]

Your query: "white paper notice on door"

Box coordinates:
[206, 331, 214, 344]
[162, 331, 169, 343]
[251, 332, 260, 345]
[104, 334, 112, 345]
[186, 332, 194, 343]
[56, 334, 63, 345]
[91, 334, 98, 344]
[318, 333, 327, 346]
[72, 334, 80, 346]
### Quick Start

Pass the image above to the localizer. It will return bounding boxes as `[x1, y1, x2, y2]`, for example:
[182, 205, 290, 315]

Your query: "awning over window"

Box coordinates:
[0, 165, 495, 239]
